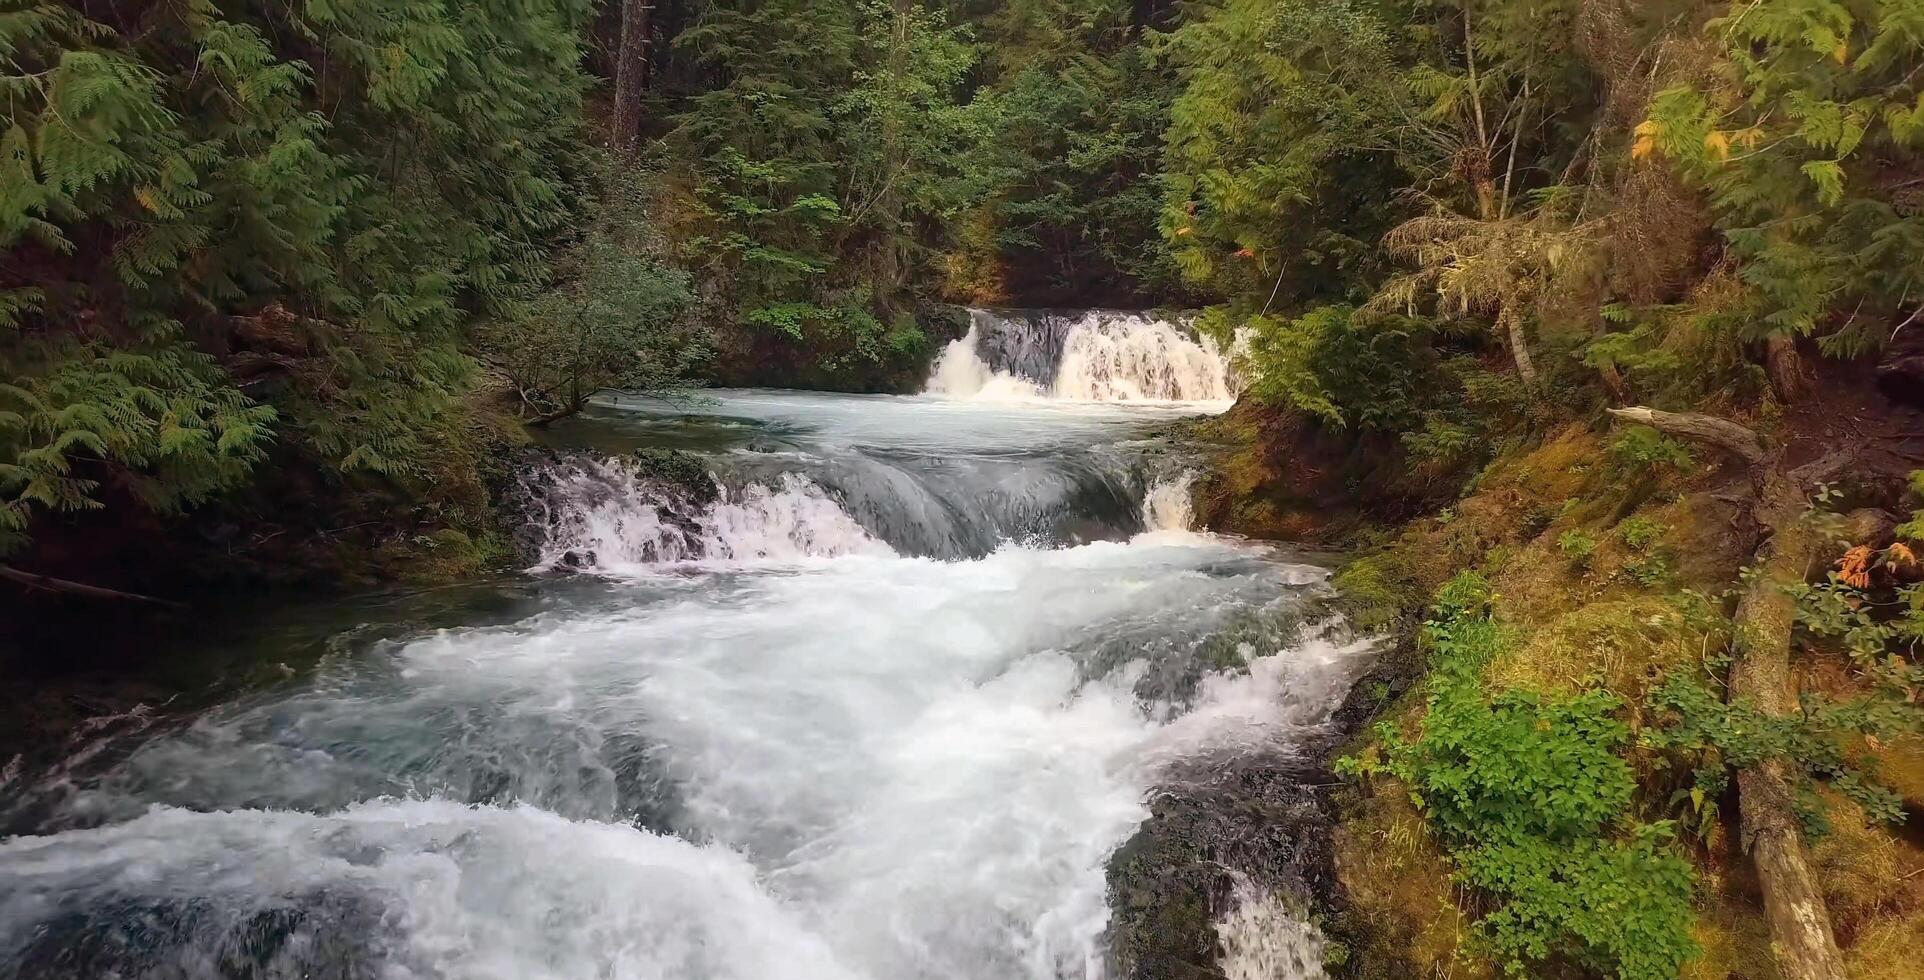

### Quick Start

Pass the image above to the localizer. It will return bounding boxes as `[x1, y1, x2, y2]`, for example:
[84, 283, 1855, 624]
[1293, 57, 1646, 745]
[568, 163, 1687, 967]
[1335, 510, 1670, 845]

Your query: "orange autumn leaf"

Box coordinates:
[1837, 544, 1875, 589]
[1631, 120, 1660, 161]
[1704, 130, 1731, 160]
[1234, 247, 1255, 258]
[1887, 542, 1916, 567]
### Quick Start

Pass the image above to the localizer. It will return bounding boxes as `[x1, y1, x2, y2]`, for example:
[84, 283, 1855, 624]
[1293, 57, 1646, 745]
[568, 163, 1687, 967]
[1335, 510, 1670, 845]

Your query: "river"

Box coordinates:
[0, 311, 1371, 980]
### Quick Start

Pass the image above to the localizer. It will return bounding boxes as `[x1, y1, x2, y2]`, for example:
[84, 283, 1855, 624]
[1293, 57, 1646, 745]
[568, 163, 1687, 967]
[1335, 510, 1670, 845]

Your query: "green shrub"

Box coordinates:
[1432, 570, 1495, 621]
[1623, 555, 1673, 588]
[1342, 580, 1700, 980]
[1558, 530, 1598, 569]
[1617, 516, 1668, 551]
[1608, 426, 1695, 478]
[1240, 305, 1427, 431]
[1458, 825, 1698, 980]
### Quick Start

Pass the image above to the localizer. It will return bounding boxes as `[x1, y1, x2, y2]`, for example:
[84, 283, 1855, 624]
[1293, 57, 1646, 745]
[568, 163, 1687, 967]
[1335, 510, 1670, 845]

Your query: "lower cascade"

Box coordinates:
[1, 383, 1367, 980]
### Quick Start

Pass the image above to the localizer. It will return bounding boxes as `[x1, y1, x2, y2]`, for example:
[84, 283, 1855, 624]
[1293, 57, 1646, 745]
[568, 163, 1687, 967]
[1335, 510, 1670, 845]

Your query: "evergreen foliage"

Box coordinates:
[2, 0, 598, 554]
[672, 0, 976, 383]
[476, 159, 703, 424]
[1159, 0, 1408, 305]
[948, 0, 1178, 303]
[1642, 0, 1924, 355]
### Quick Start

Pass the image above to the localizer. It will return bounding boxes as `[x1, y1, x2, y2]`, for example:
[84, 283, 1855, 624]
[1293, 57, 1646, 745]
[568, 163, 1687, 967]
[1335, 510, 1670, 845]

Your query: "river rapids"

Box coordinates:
[0, 310, 1370, 980]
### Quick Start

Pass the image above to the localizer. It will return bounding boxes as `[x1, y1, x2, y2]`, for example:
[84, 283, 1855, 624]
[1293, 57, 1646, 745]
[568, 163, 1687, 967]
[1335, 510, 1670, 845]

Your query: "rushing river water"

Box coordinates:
[0, 311, 1368, 980]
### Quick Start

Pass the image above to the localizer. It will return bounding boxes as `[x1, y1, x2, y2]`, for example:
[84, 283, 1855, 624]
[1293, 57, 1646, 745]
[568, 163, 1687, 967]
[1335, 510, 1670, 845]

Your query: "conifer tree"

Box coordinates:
[1643, 0, 1924, 399]
[2, 0, 597, 556]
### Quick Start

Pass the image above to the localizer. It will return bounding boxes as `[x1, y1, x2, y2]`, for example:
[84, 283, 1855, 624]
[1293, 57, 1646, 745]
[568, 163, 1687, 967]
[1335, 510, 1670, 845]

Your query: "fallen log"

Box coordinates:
[0, 566, 185, 608]
[1605, 406, 1847, 980]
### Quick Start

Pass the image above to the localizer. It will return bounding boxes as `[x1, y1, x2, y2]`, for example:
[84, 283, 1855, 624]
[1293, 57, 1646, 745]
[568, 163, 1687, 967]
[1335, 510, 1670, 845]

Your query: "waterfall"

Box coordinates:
[1216, 875, 1330, 980]
[519, 456, 891, 572]
[925, 309, 1236, 403]
[1140, 471, 1198, 533]
[1, 389, 1375, 980]
[925, 321, 1046, 400]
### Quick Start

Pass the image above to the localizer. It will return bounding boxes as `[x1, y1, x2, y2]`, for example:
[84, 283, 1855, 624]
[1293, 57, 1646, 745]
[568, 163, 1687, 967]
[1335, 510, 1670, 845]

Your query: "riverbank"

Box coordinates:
[1192, 370, 1924, 980]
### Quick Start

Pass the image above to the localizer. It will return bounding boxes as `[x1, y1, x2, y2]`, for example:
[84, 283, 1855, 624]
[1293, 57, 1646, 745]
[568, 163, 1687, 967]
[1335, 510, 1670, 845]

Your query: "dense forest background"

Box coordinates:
[6, 0, 1920, 591]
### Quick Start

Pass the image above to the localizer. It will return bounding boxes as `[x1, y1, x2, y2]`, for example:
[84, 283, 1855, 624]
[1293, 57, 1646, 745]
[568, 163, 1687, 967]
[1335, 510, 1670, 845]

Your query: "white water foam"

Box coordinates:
[926, 310, 1235, 404]
[1140, 471, 1198, 534]
[3, 391, 1369, 980]
[925, 322, 1046, 400]
[1055, 314, 1235, 402]
[5, 538, 1365, 980]
[528, 458, 891, 572]
[0, 800, 860, 980]
[1217, 874, 1331, 980]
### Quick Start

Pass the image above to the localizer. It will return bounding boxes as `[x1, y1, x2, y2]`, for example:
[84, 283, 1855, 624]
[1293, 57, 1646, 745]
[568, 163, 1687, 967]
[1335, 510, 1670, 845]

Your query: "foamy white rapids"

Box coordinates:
[530, 457, 890, 571]
[1217, 875, 1330, 980]
[0, 801, 856, 980]
[1141, 471, 1198, 533]
[2, 390, 1370, 980]
[1056, 314, 1233, 402]
[926, 309, 1235, 404]
[4, 537, 1364, 980]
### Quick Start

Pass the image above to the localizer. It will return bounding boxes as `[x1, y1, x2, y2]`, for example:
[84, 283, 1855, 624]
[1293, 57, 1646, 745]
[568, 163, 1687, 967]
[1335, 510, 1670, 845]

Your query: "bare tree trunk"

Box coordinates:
[1503, 307, 1538, 386]
[1605, 407, 1849, 980]
[1765, 334, 1811, 404]
[1603, 406, 1768, 465]
[611, 0, 651, 150]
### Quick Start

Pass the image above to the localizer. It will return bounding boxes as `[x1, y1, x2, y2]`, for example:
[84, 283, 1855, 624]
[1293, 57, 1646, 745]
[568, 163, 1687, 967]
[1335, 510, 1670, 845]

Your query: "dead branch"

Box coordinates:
[0, 566, 185, 608]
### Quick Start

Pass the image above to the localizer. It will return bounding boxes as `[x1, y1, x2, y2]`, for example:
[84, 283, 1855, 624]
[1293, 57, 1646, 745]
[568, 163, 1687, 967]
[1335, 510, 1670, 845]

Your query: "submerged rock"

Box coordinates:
[1106, 751, 1341, 980]
[1104, 612, 1411, 980]
[627, 448, 719, 504]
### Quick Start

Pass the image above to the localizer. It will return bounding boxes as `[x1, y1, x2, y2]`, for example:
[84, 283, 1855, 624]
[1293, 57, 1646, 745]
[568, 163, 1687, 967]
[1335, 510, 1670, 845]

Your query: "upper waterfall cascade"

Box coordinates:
[925, 309, 1238, 403]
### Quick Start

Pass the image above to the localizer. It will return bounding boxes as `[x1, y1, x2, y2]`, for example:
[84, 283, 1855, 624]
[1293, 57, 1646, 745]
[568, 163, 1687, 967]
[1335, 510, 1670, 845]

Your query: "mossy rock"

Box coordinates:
[1107, 758, 1339, 980]
[1330, 553, 1424, 634]
[375, 527, 514, 583]
[628, 448, 717, 503]
[1487, 595, 1720, 701]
